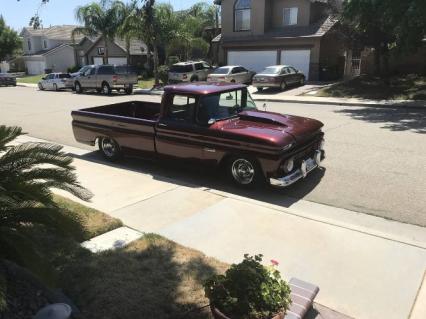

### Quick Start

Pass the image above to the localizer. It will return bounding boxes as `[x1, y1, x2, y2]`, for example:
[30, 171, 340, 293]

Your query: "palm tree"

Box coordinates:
[73, 0, 126, 63]
[0, 126, 92, 271]
[117, 0, 138, 65]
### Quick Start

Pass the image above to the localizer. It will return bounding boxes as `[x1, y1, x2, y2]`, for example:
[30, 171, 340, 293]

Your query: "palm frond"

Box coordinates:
[0, 126, 25, 153]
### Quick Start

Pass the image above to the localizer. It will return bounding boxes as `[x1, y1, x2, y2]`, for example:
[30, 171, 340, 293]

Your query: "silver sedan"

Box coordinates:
[38, 73, 71, 91]
[207, 66, 255, 84]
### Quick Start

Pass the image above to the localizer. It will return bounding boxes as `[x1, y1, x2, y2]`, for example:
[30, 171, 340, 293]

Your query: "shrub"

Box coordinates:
[67, 65, 81, 73]
[204, 254, 291, 319]
[158, 65, 169, 84]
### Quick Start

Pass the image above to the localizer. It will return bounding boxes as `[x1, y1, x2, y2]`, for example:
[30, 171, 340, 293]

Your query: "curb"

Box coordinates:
[16, 83, 38, 88]
[253, 97, 426, 110]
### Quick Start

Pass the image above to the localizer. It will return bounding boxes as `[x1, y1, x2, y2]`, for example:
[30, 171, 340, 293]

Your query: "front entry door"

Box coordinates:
[155, 94, 203, 160]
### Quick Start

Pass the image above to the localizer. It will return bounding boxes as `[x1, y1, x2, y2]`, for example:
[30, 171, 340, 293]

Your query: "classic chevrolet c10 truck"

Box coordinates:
[71, 82, 325, 187]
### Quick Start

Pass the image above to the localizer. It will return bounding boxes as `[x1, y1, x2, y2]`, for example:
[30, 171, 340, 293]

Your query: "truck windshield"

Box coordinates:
[198, 89, 257, 124]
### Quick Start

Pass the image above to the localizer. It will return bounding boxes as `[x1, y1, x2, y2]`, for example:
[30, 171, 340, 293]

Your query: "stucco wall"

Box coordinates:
[45, 45, 76, 72]
[86, 38, 126, 64]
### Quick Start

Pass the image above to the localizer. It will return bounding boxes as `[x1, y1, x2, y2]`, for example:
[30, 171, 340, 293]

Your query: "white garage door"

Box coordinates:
[227, 50, 277, 73]
[26, 61, 46, 75]
[93, 57, 104, 65]
[281, 50, 311, 78]
[108, 57, 127, 65]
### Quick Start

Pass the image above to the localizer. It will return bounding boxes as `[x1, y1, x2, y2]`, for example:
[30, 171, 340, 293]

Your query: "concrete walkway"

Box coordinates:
[17, 135, 426, 319]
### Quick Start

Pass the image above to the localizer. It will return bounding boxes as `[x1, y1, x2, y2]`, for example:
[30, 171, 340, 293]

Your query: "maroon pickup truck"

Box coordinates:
[71, 82, 325, 187]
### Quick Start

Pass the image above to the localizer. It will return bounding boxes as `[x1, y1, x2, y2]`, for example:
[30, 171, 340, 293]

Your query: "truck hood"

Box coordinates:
[212, 110, 323, 147]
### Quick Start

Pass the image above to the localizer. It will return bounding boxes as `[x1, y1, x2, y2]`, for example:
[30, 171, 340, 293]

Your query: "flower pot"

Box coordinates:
[210, 305, 285, 319]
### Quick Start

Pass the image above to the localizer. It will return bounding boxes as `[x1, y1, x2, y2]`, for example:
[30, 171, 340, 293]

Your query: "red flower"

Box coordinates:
[271, 259, 279, 266]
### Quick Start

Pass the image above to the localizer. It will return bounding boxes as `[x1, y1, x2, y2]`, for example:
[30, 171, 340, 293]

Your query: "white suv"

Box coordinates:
[168, 61, 213, 83]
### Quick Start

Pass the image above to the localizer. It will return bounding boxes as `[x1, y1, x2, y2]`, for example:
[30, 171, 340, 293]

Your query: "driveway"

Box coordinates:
[1, 86, 425, 226]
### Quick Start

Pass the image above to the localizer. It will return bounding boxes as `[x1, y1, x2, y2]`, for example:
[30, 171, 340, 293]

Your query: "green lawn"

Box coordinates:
[16, 74, 44, 84]
[312, 74, 426, 100]
[138, 77, 156, 89]
[1, 195, 227, 319]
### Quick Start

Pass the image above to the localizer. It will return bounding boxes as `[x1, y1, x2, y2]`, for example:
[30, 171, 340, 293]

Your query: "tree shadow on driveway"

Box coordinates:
[335, 106, 426, 134]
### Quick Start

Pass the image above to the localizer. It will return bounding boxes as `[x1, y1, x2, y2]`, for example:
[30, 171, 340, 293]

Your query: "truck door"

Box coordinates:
[155, 94, 203, 160]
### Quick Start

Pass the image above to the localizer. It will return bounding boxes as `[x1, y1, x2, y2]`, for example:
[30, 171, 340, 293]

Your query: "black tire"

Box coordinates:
[102, 82, 111, 95]
[99, 137, 121, 161]
[227, 156, 264, 188]
[299, 76, 305, 86]
[230, 79, 236, 83]
[256, 87, 263, 92]
[38, 83, 44, 91]
[280, 81, 287, 91]
[125, 85, 133, 95]
[75, 82, 83, 94]
[190, 76, 198, 82]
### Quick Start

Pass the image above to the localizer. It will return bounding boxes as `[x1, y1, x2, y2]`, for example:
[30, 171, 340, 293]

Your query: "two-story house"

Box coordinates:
[20, 25, 149, 75]
[20, 25, 82, 75]
[213, 0, 344, 80]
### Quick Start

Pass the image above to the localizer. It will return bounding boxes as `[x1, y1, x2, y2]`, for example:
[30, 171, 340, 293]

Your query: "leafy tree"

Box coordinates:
[0, 126, 92, 273]
[0, 16, 22, 61]
[73, 0, 127, 62]
[342, 0, 426, 75]
[117, 0, 138, 64]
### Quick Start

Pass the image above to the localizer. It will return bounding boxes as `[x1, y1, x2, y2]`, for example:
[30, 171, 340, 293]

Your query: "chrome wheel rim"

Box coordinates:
[103, 85, 109, 94]
[231, 159, 255, 185]
[281, 82, 286, 90]
[101, 138, 116, 157]
[76, 83, 80, 91]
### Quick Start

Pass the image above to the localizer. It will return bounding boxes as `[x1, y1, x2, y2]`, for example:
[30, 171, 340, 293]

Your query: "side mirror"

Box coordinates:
[207, 118, 216, 125]
[41, 77, 46, 80]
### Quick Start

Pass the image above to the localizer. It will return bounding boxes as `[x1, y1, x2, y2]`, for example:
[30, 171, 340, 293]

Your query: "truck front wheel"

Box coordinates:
[102, 82, 112, 95]
[125, 85, 133, 95]
[99, 137, 121, 161]
[75, 82, 83, 94]
[227, 156, 264, 187]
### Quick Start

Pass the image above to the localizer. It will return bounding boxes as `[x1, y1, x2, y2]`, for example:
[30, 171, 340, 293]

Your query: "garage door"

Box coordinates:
[227, 51, 277, 73]
[280, 50, 311, 78]
[26, 61, 46, 75]
[93, 57, 104, 65]
[108, 57, 127, 65]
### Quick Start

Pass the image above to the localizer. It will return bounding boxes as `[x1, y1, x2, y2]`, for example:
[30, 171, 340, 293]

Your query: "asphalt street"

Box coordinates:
[1, 85, 425, 226]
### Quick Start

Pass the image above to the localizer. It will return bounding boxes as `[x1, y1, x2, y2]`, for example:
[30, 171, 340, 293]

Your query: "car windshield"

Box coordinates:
[198, 89, 257, 124]
[213, 67, 231, 75]
[170, 65, 193, 73]
[78, 66, 90, 73]
[259, 66, 281, 74]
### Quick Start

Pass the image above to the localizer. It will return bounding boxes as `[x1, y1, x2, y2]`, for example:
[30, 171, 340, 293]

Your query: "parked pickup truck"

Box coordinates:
[71, 82, 325, 187]
[74, 64, 137, 95]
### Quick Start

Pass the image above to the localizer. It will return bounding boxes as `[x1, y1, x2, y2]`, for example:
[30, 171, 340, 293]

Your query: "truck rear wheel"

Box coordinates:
[102, 82, 112, 95]
[125, 85, 133, 95]
[99, 137, 121, 161]
[227, 156, 264, 188]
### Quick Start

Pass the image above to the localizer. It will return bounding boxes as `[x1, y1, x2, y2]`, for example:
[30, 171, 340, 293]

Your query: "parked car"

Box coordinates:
[71, 82, 325, 188]
[74, 64, 138, 95]
[168, 61, 213, 83]
[207, 66, 255, 84]
[65, 65, 94, 89]
[0, 73, 17, 86]
[38, 73, 71, 91]
[252, 65, 305, 91]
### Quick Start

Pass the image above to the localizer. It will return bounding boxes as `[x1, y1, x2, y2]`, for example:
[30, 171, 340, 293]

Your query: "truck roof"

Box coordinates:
[164, 82, 246, 95]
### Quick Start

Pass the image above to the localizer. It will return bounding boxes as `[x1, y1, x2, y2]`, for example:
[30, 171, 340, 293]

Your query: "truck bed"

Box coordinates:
[71, 101, 160, 150]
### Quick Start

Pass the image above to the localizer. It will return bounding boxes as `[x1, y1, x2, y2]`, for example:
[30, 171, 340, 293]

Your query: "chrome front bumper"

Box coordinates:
[269, 150, 325, 187]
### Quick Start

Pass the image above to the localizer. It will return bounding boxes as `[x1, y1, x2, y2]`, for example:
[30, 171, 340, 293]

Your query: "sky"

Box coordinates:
[0, 0, 209, 31]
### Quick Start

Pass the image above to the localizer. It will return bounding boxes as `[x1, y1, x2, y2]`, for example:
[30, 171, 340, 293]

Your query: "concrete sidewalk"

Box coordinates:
[17, 135, 426, 319]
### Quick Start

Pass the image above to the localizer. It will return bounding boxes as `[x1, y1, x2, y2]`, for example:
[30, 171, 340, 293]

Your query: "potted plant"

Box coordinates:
[204, 254, 291, 319]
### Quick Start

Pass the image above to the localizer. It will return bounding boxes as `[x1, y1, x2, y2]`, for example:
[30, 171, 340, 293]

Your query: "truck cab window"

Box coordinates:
[165, 95, 196, 122]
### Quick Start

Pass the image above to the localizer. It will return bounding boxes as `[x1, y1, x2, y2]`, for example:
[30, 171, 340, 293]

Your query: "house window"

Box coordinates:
[43, 40, 47, 49]
[97, 47, 105, 55]
[27, 39, 31, 51]
[283, 7, 298, 26]
[234, 0, 251, 31]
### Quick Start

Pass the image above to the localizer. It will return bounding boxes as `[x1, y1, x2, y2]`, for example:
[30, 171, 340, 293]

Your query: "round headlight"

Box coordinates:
[282, 158, 294, 173]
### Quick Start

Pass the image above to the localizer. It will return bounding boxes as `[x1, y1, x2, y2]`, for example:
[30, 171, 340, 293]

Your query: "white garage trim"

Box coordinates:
[227, 50, 277, 73]
[93, 57, 104, 65]
[25, 60, 46, 75]
[280, 49, 311, 79]
[108, 57, 128, 65]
